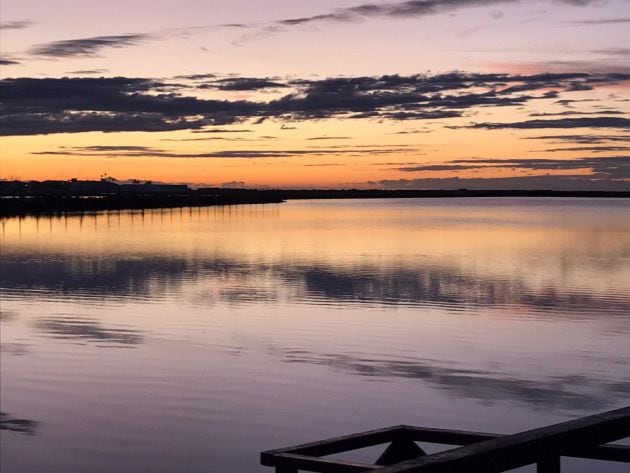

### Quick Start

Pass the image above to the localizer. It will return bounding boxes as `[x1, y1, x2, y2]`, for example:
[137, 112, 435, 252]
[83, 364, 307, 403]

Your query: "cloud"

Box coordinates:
[570, 17, 630, 25]
[0, 20, 33, 30]
[379, 173, 630, 191]
[31, 144, 421, 159]
[591, 48, 630, 56]
[29, 33, 151, 58]
[528, 110, 624, 117]
[0, 58, 20, 65]
[2, 72, 628, 136]
[0, 412, 38, 435]
[389, 129, 432, 134]
[523, 134, 630, 144]
[273, 0, 603, 29]
[306, 136, 352, 140]
[0, 77, 259, 135]
[393, 156, 630, 180]
[302, 163, 346, 167]
[160, 137, 251, 142]
[538, 146, 630, 153]
[173, 73, 218, 80]
[65, 69, 109, 75]
[190, 128, 254, 133]
[198, 77, 289, 91]
[468, 117, 630, 130]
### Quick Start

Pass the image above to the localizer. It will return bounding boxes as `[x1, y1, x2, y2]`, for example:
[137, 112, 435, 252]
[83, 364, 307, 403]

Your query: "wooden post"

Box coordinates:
[276, 466, 298, 473]
[537, 456, 561, 473]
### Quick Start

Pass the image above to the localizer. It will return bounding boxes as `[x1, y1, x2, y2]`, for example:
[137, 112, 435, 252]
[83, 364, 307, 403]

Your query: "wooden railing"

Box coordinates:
[261, 405, 630, 473]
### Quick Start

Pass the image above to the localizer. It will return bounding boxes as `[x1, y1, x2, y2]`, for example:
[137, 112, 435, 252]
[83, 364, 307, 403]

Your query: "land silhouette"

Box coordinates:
[1, 179, 629, 217]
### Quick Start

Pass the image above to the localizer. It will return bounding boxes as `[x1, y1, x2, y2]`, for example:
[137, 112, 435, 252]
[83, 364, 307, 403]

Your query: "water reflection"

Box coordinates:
[33, 316, 144, 346]
[272, 348, 630, 411]
[1, 254, 628, 318]
[1, 199, 629, 473]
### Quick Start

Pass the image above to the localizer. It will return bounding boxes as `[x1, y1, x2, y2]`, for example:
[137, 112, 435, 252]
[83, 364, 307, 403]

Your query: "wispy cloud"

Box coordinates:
[31, 144, 421, 159]
[0, 58, 21, 66]
[198, 77, 289, 91]
[467, 117, 630, 130]
[523, 134, 630, 144]
[394, 156, 630, 178]
[570, 17, 630, 25]
[270, 0, 605, 29]
[29, 33, 152, 58]
[0, 20, 34, 30]
[65, 69, 109, 75]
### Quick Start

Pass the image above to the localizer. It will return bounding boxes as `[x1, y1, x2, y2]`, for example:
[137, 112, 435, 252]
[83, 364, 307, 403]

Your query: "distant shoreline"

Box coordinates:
[1, 187, 629, 217]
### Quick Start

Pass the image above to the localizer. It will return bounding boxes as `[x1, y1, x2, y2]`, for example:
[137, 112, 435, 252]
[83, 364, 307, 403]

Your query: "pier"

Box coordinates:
[261, 406, 630, 473]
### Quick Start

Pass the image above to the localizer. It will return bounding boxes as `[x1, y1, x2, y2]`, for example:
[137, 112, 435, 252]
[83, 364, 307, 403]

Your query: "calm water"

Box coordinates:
[1, 198, 629, 473]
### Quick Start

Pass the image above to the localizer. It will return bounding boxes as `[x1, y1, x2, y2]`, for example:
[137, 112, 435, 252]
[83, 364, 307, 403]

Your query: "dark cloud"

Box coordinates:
[468, 117, 630, 130]
[397, 164, 489, 171]
[302, 163, 346, 167]
[379, 174, 630, 191]
[173, 73, 217, 80]
[191, 128, 254, 133]
[389, 129, 432, 134]
[0, 20, 33, 30]
[539, 146, 630, 153]
[0, 77, 259, 135]
[553, 98, 598, 107]
[528, 110, 624, 117]
[523, 134, 630, 144]
[31, 144, 421, 159]
[306, 136, 352, 140]
[390, 156, 630, 183]
[0, 58, 20, 65]
[160, 137, 251, 142]
[65, 69, 109, 75]
[29, 33, 151, 58]
[0, 412, 38, 435]
[2, 72, 628, 136]
[199, 77, 289, 91]
[28, 145, 171, 157]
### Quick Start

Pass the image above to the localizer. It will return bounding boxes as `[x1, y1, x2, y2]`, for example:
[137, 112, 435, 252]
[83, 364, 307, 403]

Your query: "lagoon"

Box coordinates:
[1, 198, 629, 473]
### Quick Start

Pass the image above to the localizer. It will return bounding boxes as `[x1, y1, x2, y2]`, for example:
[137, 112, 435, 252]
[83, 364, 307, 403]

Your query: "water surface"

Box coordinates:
[1, 198, 629, 472]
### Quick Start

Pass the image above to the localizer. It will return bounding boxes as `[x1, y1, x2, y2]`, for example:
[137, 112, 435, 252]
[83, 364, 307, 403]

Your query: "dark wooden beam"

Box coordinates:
[261, 426, 404, 463]
[400, 425, 630, 462]
[269, 453, 381, 473]
[373, 406, 630, 473]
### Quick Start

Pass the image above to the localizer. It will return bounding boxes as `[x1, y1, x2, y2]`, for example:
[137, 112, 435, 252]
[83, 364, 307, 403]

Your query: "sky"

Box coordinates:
[1, 0, 629, 190]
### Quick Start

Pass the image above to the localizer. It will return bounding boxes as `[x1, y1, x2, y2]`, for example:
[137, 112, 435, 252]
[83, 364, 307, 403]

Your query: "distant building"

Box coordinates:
[0, 179, 190, 197]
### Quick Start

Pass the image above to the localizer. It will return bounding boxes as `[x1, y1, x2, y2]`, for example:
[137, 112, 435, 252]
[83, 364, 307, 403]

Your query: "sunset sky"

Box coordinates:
[1, 0, 629, 189]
